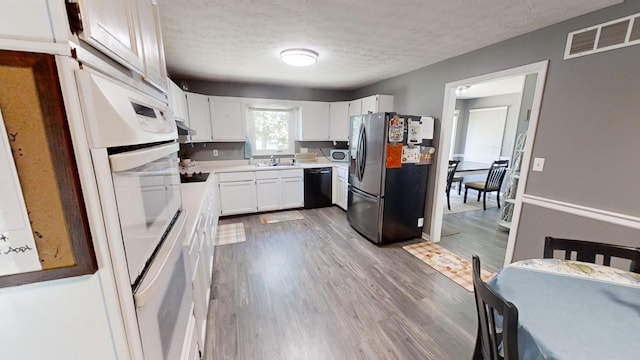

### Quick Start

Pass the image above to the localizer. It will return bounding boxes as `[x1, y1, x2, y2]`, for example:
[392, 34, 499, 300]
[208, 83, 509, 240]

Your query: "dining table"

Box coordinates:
[488, 258, 640, 360]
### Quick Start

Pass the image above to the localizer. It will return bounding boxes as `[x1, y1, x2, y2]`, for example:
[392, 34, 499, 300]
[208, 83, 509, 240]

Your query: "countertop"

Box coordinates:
[181, 160, 346, 174]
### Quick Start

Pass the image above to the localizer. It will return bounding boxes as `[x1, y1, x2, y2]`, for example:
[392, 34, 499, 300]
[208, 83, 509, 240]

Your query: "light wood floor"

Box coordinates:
[440, 206, 509, 274]
[206, 206, 484, 360]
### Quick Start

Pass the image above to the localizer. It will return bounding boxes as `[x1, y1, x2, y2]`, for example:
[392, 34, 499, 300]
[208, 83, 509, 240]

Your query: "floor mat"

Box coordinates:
[260, 210, 304, 224]
[215, 223, 246, 246]
[403, 242, 494, 291]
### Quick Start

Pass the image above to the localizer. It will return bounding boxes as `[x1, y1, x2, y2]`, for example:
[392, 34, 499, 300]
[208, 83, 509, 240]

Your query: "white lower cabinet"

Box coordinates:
[256, 177, 281, 211]
[255, 169, 304, 211]
[180, 306, 199, 360]
[219, 169, 303, 216]
[281, 176, 304, 208]
[333, 166, 348, 210]
[183, 177, 219, 358]
[218, 172, 257, 215]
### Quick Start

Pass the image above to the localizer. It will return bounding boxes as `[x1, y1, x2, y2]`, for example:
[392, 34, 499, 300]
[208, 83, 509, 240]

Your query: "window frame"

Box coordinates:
[246, 103, 298, 156]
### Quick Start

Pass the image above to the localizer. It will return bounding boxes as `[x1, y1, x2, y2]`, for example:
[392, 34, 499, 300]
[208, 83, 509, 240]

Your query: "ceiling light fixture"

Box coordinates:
[280, 48, 318, 67]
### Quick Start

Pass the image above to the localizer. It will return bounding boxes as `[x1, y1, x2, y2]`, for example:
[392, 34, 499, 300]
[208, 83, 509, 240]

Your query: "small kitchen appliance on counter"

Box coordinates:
[330, 149, 349, 162]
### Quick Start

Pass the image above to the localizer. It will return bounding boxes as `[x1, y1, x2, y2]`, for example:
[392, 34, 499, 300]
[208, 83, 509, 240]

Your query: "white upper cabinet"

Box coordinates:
[186, 93, 212, 142]
[75, 0, 144, 74]
[329, 101, 350, 141]
[168, 80, 188, 122]
[0, 0, 56, 43]
[209, 97, 245, 141]
[135, 0, 168, 91]
[298, 101, 330, 140]
[361, 94, 394, 114]
[348, 99, 362, 117]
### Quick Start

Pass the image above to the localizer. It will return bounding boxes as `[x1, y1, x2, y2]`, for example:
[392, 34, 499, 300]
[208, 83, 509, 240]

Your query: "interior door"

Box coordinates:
[463, 107, 508, 164]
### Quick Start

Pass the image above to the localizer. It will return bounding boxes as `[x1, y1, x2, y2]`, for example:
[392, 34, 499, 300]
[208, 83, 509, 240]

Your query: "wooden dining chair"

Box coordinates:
[449, 160, 464, 195]
[464, 160, 509, 210]
[446, 160, 460, 210]
[543, 236, 640, 273]
[472, 256, 519, 360]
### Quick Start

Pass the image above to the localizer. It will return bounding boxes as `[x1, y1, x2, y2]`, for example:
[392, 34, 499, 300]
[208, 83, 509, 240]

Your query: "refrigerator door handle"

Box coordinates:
[357, 123, 367, 181]
[350, 184, 378, 201]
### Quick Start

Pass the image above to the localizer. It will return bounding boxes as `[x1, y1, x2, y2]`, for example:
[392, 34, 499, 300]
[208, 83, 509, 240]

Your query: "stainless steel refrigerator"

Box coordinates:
[347, 112, 434, 245]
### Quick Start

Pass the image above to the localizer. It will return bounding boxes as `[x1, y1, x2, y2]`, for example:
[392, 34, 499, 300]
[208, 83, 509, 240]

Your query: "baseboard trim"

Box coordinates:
[421, 232, 430, 241]
[522, 194, 640, 230]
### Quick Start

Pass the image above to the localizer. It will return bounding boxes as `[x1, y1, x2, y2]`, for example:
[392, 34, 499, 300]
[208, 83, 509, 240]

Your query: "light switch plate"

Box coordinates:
[532, 157, 545, 172]
[213, 149, 219, 157]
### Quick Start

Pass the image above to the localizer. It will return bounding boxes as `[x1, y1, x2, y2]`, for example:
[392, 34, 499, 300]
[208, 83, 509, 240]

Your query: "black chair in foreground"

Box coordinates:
[464, 160, 509, 210]
[472, 255, 519, 360]
[446, 160, 460, 210]
[543, 236, 640, 273]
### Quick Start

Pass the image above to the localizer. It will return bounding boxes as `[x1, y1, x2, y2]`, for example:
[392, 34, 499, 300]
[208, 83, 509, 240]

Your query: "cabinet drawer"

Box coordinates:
[218, 171, 255, 182]
[280, 169, 303, 178]
[255, 170, 280, 180]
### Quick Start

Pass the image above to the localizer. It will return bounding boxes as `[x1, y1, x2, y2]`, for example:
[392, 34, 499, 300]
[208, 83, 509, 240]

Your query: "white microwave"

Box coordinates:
[330, 149, 349, 162]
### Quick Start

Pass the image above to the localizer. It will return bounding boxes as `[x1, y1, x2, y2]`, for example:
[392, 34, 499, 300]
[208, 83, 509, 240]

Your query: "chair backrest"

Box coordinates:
[472, 256, 519, 360]
[544, 236, 640, 273]
[447, 160, 459, 192]
[484, 160, 509, 191]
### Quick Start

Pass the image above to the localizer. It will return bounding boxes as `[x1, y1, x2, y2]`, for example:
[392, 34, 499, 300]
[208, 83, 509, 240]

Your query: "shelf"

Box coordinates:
[505, 199, 516, 204]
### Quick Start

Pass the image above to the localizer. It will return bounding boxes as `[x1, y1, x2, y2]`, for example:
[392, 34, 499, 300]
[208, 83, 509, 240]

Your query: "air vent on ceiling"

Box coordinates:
[564, 12, 640, 59]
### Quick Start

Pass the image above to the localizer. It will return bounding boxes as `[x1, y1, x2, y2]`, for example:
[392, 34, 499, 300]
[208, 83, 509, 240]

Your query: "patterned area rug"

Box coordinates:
[403, 242, 494, 291]
[444, 192, 497, 214]
[215, 223, 246, 246]
[260, 210, 304, 224]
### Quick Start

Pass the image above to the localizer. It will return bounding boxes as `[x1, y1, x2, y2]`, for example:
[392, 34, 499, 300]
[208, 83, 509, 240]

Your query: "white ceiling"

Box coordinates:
[158, 0, 621, 90]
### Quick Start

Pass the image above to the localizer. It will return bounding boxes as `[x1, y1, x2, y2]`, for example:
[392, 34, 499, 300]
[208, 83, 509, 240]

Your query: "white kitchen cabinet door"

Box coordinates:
[0, 0, 56, 43]
[76, 0, 144, 74]
[335, 167, 348, 210]
[299, 101, 330, 140]
[281, 177, 304, 209]
[329, 101, 350, 141]
[169, 80, 188, 121]
[186, 92, 212, 142]
[360, 95, 394, 114]
[256, 179, 281, 211]
[219, 181, 256, 215]
[181, 310, 199, 360]
[348, 99, 362, 117]
[210, 97, 245, 141]
[135, 0, 167, 91]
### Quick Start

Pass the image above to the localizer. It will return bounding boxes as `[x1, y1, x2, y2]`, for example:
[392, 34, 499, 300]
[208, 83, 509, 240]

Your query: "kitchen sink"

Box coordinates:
[254, 162, 300, 167]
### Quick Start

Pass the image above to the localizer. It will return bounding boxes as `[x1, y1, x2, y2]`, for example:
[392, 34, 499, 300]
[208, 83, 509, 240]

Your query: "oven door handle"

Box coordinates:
[109, 142, 179, 172]
[134, 211, 186, 307]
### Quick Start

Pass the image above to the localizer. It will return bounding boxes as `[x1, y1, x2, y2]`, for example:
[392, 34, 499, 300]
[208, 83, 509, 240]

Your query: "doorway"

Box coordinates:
[429, 61, 549, 267]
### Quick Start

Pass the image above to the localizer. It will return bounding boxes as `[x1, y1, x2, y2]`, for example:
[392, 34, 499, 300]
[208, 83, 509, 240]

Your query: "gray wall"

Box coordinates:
[351, 0, 640, 258]
[175, 79, 351, 102]
[454, 93, 523, 158]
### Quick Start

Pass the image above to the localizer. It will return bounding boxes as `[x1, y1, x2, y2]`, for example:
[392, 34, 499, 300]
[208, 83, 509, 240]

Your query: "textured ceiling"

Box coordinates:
[158, 0, 621, 90]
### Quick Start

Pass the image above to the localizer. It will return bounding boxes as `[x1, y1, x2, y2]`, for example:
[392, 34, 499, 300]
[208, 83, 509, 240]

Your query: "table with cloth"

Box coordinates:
[488, 258, 640, 360]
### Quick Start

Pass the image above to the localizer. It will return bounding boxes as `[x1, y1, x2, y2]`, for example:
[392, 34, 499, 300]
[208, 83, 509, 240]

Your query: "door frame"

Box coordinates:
[429, 60, 549, 265]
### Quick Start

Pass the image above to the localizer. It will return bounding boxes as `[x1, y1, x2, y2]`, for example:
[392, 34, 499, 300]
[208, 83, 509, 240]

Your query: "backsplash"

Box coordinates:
[179, 141, 348, 161]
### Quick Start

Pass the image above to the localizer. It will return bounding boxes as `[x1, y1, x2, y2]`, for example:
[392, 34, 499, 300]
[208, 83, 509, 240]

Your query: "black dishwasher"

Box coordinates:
[304, 167, 332, 209]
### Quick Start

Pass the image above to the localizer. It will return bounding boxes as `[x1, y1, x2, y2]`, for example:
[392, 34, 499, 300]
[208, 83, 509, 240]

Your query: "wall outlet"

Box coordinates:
[213, 149, 219, 157]
[532, 157, 545, 172]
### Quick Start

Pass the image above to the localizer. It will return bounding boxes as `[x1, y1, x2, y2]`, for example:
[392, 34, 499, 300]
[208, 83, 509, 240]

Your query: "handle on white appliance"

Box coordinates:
[134, 211, 186, 308]
[109, 142, 179, 172]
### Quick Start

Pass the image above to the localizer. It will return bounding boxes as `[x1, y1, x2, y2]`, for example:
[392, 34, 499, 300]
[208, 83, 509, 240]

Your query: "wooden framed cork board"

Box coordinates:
[0, 50, 97, 287]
